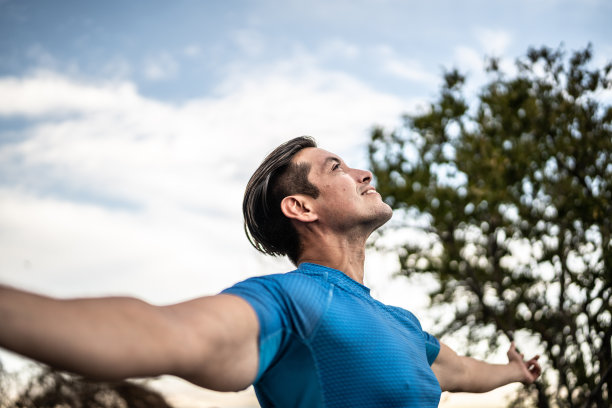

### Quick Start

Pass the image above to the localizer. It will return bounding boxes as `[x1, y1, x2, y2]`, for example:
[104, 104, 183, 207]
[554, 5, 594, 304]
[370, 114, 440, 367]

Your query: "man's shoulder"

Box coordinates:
[223, 268, 329, 298]
[222, 268, 332, 339]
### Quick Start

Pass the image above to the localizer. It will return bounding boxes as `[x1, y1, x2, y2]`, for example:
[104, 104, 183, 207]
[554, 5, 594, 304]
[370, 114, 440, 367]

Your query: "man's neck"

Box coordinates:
[298, 233, 367, 284]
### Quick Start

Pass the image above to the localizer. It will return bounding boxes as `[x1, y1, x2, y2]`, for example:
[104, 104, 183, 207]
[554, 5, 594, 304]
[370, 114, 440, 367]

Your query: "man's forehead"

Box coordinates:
[293, 147, 341, 167]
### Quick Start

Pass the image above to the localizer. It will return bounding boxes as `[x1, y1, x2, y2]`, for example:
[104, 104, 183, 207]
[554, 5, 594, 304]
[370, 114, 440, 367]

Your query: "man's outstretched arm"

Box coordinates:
[0, 285, 259, 391]
[431, 341, 541, 393]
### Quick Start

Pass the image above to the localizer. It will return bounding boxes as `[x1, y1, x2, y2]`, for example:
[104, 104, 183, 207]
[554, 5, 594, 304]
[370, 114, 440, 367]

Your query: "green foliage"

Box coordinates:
[369, 45, 612, 407]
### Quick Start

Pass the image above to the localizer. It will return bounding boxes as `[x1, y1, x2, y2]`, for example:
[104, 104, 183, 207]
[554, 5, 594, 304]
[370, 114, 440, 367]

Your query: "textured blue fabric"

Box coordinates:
[222, 263, 441, 407]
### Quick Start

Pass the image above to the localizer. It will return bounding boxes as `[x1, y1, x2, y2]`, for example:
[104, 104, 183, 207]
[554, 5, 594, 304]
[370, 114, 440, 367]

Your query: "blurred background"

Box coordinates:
[1, 1, 610, 407]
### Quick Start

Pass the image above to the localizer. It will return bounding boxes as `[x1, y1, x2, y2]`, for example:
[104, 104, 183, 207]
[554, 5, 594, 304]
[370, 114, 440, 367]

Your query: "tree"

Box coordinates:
[368, 45, 611, 407]
[0, 362, 174, 408]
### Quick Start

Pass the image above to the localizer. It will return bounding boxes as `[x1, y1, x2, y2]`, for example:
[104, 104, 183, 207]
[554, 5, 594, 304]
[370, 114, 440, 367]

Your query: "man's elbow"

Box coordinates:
[435, 356, 471, 393]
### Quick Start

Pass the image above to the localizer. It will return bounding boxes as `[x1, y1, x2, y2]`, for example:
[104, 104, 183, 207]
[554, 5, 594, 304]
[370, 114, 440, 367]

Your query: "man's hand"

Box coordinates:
[507, 342, 541, 384]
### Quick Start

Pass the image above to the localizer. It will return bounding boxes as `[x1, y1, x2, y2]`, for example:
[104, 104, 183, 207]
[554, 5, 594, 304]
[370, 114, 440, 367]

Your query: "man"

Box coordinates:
[0, 136, 540, 407]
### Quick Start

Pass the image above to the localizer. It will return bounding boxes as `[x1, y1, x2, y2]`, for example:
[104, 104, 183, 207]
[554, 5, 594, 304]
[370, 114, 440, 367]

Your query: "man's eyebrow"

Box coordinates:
[322, 156, 341, 169]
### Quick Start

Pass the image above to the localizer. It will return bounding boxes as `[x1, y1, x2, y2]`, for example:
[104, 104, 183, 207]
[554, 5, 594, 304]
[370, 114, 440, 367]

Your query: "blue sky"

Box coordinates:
[0, 1, 610, 405]
[2, 0, 609, 103]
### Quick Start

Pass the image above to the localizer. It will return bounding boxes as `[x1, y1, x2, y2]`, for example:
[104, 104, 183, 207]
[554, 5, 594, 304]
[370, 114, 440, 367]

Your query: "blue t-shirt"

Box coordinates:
[222, 262, 441, 407]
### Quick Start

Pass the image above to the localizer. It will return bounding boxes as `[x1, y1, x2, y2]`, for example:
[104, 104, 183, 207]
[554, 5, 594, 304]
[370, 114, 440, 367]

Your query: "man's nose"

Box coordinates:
[354, 168, 373, 184]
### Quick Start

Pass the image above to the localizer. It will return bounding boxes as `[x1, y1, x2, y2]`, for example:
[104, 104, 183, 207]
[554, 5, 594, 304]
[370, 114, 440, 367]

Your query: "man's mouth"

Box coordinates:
[362, 188, 378, 195]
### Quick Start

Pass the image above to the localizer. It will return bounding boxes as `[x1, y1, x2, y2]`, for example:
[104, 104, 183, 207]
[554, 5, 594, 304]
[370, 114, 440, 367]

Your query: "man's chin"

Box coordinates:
[380, 201, 393, 220]
[369, 205, 393, 232]
[380, 210, 393, 227]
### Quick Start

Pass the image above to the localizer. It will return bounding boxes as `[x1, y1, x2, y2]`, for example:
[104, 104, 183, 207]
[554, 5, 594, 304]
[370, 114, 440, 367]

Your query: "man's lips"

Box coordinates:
[361, 187, 378, 195]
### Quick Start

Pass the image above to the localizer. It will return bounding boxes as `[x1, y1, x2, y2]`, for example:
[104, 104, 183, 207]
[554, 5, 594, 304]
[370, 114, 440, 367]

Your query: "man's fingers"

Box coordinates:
[526, 356, 540, 365]
[508, 341, 521, 355]
[508, 341, 519, 355]
[526, 357, 542, 379]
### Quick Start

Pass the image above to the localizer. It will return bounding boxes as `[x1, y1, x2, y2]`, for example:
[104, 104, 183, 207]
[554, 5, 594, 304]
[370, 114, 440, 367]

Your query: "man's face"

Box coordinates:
[293, 147, 392, 234]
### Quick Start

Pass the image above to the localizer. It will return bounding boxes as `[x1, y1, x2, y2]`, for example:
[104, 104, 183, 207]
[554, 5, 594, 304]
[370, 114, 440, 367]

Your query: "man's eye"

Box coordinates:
[332, 163, 340, 171]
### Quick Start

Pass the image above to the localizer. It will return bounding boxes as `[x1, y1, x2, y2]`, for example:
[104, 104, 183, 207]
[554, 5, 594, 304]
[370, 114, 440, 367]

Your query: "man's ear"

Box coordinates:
[280, 195, 318, 223]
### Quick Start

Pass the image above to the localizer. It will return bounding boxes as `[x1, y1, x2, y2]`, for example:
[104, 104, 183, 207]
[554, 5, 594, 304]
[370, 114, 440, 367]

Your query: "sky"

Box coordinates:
[0, 0, 610, 406]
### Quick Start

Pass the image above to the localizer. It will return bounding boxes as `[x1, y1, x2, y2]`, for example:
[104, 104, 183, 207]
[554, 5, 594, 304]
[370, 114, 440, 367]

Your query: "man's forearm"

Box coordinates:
[0, 285, 180, 380]
[457, 356, 524, 393]
[432, 342, 540, 393]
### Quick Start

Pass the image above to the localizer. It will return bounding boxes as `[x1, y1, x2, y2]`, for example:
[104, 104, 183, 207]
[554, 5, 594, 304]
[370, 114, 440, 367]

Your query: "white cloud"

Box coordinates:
[231, 29, 265, 57]
[143, 52, 179, 81]
[182, 44, 202, 57]
[319, 39, 360, 59]
[382, 58, 439, 85]
[0, 72, 145, 116]
[0, 58, 409, 304]
[474, 27, 513, 56]
[451, 45, 499, 96]
[0, 188, 254, 302]
[100, 56, 133, 79]
[450, 28, 518, 91]
[376, 45, 439, 86]
[453, 45, 484, 74]
[25, 44, 58, 69]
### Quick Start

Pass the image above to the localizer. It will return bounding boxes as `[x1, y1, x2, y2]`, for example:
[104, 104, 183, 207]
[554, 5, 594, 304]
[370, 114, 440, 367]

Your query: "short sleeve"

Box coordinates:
[387, 305, 441, 366]
[422, 331, 440, 365]
[221, 276, 287, 382]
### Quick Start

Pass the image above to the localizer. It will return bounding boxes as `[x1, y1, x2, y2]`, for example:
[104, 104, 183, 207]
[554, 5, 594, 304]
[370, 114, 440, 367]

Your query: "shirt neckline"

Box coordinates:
[297, 262, 371, 296]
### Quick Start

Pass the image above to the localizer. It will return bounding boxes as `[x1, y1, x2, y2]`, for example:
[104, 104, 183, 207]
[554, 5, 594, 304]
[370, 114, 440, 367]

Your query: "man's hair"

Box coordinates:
[243, 136, 319, 265]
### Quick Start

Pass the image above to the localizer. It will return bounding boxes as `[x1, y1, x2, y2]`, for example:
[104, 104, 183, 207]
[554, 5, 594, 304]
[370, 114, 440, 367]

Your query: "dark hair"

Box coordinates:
[243, 136, 319, 265]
